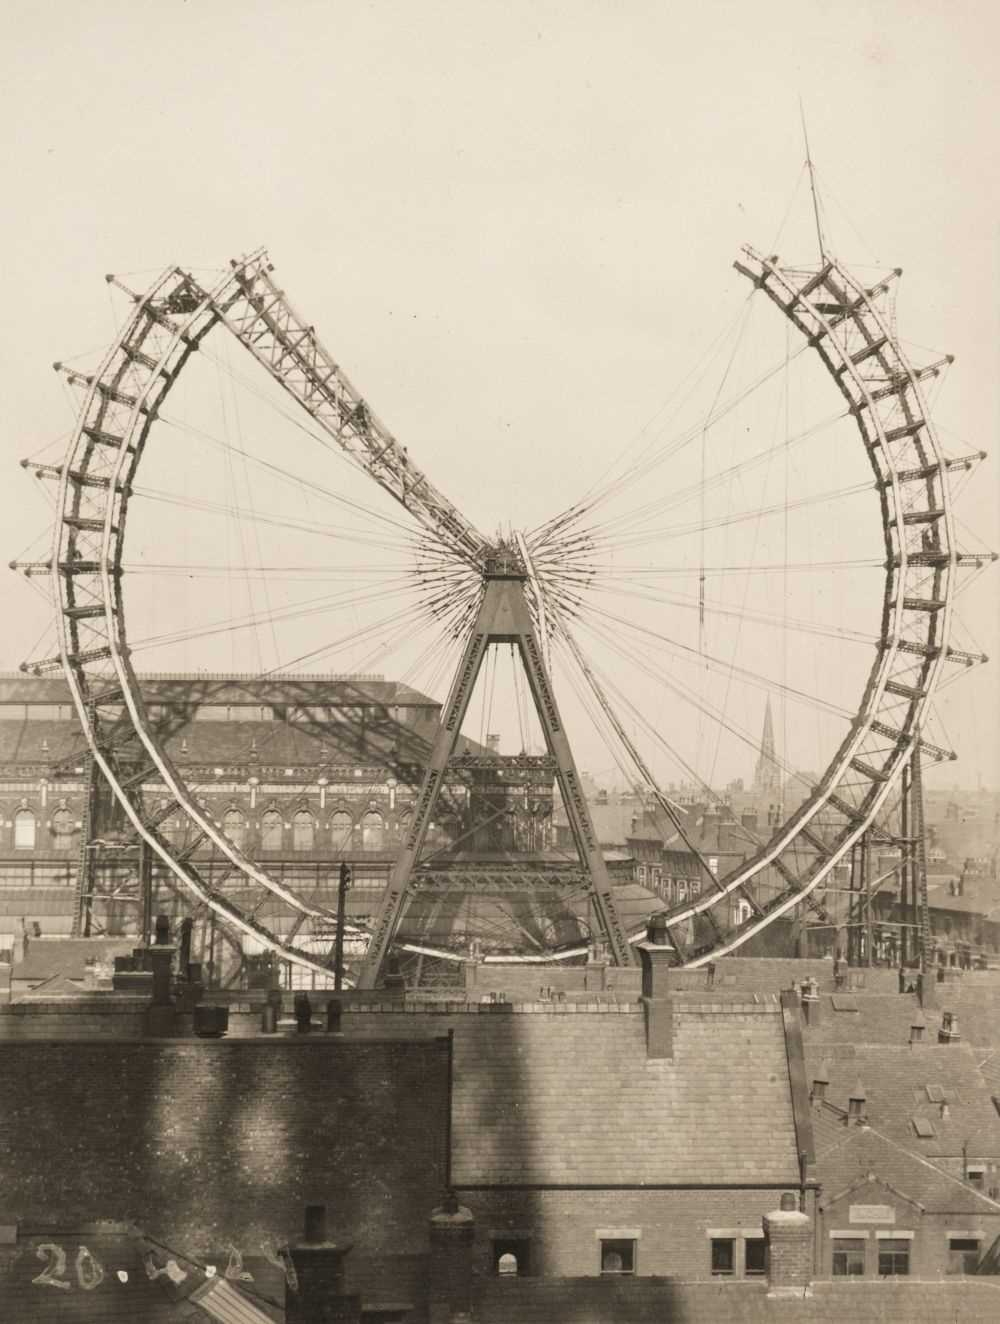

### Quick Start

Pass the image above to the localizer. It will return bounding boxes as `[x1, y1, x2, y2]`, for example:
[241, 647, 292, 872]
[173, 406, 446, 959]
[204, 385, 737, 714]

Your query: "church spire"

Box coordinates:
[754, 695, 782, 808]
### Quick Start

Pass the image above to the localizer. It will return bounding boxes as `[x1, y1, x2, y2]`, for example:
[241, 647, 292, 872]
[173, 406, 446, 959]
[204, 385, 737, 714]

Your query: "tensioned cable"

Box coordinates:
[156, 411, 421, 539]
[566, 614, 828, 797]
[572, 602, 853, 727]
[582, 480, 874, 552]
[533, 309, 820, 537]
[569, 408, 858, 545]
[583, 568, 877, 646]
[130, 486, 418, 552]
[127, 579, 417, 654]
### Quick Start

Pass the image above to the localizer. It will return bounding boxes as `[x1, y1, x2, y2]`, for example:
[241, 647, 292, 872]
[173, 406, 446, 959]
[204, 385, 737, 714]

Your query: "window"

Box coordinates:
[261, 810, 283, 850]
[732, 899, 752, 926]
[966, 1166, 986, 1191]
[877, 1239, 910, 1277]
[223, 808, 246, 849]
[600, 1239, 635, 1276]
[493, 1238, 530, 1277]
[832, 1238, 866, 1276]
[948, 1238, 981, 1274]
[744, 1237, 766, 1277]
[293, 810, 315, 851]
[361, 811, 384, 850]
[330, 812, 353, 848]
[14, 809, 36, 851]
[637, 865, 648, 884]
[51, 808, 74, 850]
[710, 1238, 735, 1276]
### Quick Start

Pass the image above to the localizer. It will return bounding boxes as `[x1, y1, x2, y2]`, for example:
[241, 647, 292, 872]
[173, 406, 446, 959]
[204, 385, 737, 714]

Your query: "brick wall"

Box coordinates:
[462, 1188, 793, 1280]
[0, 998, 148, 1040]
[0, 1038, 448, 1258]
[473, 1277, 1000, 1323]
[820, 1180, 1000, 1279]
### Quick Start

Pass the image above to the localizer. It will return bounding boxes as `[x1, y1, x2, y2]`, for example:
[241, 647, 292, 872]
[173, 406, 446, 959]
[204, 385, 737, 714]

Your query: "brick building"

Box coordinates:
[0, 672, 561, 983]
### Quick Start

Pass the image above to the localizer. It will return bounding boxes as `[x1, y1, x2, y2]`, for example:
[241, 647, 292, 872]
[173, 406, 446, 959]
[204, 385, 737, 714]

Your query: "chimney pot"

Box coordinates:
[304, 1204, 327, 1244]
[646, 912, 670, 946]
[294, 992, 313, 1033]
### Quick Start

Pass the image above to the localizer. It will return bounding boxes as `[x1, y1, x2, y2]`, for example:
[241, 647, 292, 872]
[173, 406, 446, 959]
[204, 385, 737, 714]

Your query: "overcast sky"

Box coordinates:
[1, 0, 997, 789]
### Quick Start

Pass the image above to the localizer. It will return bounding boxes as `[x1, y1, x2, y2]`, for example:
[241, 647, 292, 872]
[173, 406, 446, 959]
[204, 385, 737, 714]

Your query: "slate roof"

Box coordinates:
[16, 971, 88, 1000]
[815, 1123, 1000, 1217]
[12, 938, 135, 983]
[451, 1005, 800, 1186]
[934, 983, 1000, 1049]
[553, 798, 642, 846]
[802, 1043, 1000, 1160]
[0, 672, 436, 707]
[801, 992, 923, 1046]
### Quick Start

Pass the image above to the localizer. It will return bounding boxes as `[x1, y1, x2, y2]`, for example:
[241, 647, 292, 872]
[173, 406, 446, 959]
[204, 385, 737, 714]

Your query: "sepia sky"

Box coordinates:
[1, 0, 997, 789]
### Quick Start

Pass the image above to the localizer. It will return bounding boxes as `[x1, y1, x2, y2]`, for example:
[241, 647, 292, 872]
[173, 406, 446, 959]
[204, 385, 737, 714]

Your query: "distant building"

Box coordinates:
[753, 695, 782, 809]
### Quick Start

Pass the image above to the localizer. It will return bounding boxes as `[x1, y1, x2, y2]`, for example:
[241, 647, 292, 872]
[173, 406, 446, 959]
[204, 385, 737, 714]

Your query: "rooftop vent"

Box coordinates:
[848, 1079, 867, 1124]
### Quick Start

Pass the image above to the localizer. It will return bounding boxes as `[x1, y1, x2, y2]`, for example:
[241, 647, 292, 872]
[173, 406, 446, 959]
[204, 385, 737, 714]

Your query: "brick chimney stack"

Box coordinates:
[763, 1192, 813, 1297]
[428, 1190, 475, 1324]
[286, 1204, 359, 1324]
[939, 1011, 961, 1044]
[800, 976, 820, 1026]
[637, 914, 674, 1059]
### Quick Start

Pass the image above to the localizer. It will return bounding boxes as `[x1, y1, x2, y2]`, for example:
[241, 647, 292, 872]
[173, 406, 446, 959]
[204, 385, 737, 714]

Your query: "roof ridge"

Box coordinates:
[864, 1125, 1000, 1211]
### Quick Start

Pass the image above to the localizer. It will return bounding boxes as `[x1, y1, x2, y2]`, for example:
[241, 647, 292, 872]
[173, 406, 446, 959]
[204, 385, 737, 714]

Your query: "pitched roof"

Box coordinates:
[803, 1042, 1000, 1159]
[801, 992, 922, 1046]
[451, 1005, 800, 1185]
[17, 971, 88, 1000]
[816, 1124, 1000, 1216]
[12, 938, 135, 983]
[0, 671, 438, 707]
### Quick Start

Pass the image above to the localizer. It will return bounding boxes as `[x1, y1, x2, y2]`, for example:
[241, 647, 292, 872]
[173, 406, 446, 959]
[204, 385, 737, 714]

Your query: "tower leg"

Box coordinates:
[358, 568, 631, 988]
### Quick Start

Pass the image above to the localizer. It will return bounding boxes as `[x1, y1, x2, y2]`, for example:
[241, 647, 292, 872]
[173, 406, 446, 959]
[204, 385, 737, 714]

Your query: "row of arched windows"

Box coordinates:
[206, 807, 392, 852]
[12, 808, 76, 851]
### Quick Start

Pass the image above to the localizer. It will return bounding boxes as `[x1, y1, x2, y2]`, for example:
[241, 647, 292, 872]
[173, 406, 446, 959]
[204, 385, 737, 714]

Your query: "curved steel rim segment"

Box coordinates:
[46, 246, 959, 976]
[627, 249, 958, 965]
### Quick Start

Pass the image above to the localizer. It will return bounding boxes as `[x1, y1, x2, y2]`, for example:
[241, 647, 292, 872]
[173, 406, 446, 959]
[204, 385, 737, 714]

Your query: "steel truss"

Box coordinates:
[14, 243, 987, 982]
[622, 251, 974, 965]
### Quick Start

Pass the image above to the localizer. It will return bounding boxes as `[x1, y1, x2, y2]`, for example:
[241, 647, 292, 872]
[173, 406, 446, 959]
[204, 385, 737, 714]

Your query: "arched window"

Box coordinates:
[261, 810, 283, 850]
[330, 811, 353, 848]
[223, 808, 246, 849]
[52, 808, 74, 850]
[14, 809, 36, 851]
[293, 810, 315, 851]
[362, 811, 384, 850]
[498, 1253, 518, 1277]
